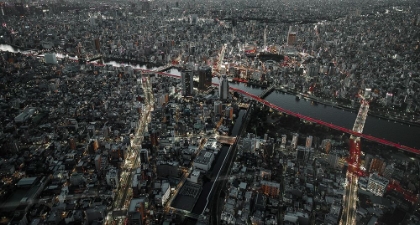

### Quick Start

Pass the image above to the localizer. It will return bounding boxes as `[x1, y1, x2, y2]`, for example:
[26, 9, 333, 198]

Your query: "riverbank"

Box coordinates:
[230, 78, 420, 127]
[272, 86, 420, 128]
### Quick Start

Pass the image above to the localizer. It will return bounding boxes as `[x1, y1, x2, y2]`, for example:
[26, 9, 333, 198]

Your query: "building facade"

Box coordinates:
[198, 66, 212, 91]
[219, 75, 229, 101]
[181, 70, 194, 97]
[367, 173, 389, 196]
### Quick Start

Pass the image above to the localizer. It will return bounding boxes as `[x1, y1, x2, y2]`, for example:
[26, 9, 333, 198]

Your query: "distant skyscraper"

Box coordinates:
[308, 64, 319, 77]
[214, 101, 222, 115]
[306, 136, 313, 149]
[385, 93, 393, 106]
[291, 133, 299, 149]
[181, 70, 194, 97]
[140, 149, 149, 164]
[219, 75, 229, 100]
[281, 134, 287, 148]
[287, 26, 297, 46]
[198, 66, 212, 91]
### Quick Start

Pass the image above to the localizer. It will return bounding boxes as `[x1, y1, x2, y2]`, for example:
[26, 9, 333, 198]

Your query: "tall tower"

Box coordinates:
[181, 70, 194, 97]
[198, 66, 212, 91]
[219, 75, 229, 101]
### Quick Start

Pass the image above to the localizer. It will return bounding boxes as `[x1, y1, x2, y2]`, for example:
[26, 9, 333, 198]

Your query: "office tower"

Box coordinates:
[89, 17, 96, 26]
[364, 88, 372, 99]
[327, 62, 335, 76]
[321, 139, 332, 154]
[225, 106, 233, 120]
[385, 93, 393, 106]
[305, 136, 313, 149]
[190, 14, 198, 25]
[261, 180, 281, 197]
[141, 0, 151, 11]
[367, 173, 389, 196]
[94, 38, 101, 52]
[198, 66, 212, 91]
[94, 155, 101, 171]
[69, 137, 76, 150]
[106, 168, 119, 189]
[181, 70, 193, 97]
[287, 26, 297, 46]
[140, 149, 149, 164]
[150, 130, 158, 146]
[369, 157, 386, 174]
[14, 2, 25, 16]
[383, 163, 394, 179]
[296, 146, 310, 162]
[291, 133, 299, 149]
[219, 75, 229, 101]
[214, 101, 222, 115]
[281, 134, 287, 148]
[308, 64, 319, 77]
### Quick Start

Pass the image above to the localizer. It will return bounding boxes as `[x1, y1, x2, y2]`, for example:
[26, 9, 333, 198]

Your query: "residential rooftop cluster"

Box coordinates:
[218, 103, 420, 225]
[218, 127, 420, 225]
[0, 49, 155, 224]
[0, 0, 419, 225]
[0, 41, 251, 225]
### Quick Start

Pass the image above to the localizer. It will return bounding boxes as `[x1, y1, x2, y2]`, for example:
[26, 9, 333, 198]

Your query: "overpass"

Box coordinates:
[87, 62, 420, 155]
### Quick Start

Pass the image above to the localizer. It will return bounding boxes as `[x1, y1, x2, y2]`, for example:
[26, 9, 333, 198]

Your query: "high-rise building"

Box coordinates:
[225, 106, 233, 120]
[367, 173, 389, 196]
[106, 167, 119, 189]
[308, 64, 319, 77]
[369, 157, 385, 174]
[383, 163, 395, 179]
[219, 75, 229, 100]
[94, 155, 101, 171]
[281, 134, 287, 149]
[150, 130, 159, 146]
[287, 26, 297, 46]
[291, 133, 299, 149]
[305, 136, 313, 149]
[296, 146, 312, 162]
[214, 101, 222, 115]
[261, 180, 281, 197]
[181, 70, 194, 97]
[140, 149, 149, 164]
[198, 66, 212, 91]
[321, 139, 332, 154]
[385, 93, 393, 106]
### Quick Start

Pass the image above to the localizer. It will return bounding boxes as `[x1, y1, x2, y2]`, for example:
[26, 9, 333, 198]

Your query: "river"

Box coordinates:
[169, 68, 420, 149]
[1, 45, 419, 149]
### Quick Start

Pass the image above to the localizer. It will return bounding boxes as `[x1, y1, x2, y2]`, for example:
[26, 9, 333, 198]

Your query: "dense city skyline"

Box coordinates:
[0, 0, 419, 225]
